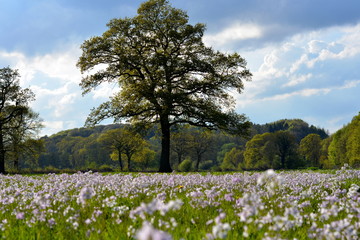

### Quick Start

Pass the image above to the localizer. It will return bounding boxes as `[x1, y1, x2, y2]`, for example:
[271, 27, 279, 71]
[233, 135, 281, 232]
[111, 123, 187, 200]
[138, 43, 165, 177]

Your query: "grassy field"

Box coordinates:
[0, 168, 359, 239]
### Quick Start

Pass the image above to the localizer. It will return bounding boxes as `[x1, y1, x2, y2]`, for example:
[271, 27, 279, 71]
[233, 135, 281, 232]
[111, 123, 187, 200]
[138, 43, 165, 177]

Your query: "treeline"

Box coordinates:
[326, 113, 360, 168]
[13, 113, 360, 173]
[10, 117, 335, 172]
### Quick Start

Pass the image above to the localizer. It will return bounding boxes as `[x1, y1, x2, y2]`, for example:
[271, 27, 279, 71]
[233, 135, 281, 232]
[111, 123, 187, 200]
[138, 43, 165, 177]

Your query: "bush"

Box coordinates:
[307, 166, 319, 171]
[60, 168, 77, 174]
[210, 165, 222, 172]
[199, 160, 213, 170]
[220, 161, 236, 171]
[178, 158, 192, 172]
[98, 164, 114, 172]
[43, 166, 60, 174]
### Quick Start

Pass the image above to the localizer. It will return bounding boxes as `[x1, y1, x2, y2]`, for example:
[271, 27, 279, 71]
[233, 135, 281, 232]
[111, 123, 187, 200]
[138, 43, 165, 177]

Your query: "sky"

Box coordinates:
[1, 0, 360, 136]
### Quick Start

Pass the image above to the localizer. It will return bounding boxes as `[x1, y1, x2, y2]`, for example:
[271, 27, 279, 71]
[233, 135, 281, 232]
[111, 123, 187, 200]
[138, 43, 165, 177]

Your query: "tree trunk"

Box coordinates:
[0, 126, 5, 174]
[195, 154, 201, 171]
[280, 154, 286, 169]
[14, 157, 19, 172]
[117, 148, 123, 171]
[159, 116, 172, 172]
[127, 154, 131, 172]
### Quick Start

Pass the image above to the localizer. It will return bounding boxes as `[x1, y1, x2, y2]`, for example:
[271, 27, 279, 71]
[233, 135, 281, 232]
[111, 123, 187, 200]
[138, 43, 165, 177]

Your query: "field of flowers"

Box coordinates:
[1, 167, 360, 239]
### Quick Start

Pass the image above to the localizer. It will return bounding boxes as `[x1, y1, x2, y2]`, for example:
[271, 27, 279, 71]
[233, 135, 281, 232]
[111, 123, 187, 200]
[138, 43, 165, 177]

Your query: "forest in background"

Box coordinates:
[7, 114, 349, 173]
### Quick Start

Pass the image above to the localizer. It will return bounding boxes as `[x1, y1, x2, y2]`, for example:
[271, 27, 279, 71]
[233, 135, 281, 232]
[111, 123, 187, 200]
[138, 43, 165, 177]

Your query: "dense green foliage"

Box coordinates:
[327, 112, 360, 168]
[19, 118, 336, 173]
[15, 113, 360, 172]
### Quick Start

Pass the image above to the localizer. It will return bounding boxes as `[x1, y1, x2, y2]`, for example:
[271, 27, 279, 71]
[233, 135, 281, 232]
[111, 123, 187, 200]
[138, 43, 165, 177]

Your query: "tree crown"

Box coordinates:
[78, 0, 252, 136]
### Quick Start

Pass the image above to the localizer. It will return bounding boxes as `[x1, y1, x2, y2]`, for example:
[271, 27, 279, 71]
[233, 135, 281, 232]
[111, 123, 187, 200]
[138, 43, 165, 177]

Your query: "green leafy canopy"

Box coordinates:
[77, 0, 252, 135]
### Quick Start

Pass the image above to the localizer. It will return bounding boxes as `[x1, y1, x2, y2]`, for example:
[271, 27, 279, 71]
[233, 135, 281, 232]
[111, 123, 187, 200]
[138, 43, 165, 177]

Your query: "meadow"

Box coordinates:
[0, 167, 359, 239]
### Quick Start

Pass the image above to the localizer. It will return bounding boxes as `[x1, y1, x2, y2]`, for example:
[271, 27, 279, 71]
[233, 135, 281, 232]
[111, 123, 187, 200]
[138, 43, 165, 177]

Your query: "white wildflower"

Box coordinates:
[77, 186, 95, 205]
[136, 222, 172, 240]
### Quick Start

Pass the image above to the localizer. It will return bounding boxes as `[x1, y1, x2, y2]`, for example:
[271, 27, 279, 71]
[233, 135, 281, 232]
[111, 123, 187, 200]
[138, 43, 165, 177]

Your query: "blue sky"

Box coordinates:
[1, 0, 360, 136]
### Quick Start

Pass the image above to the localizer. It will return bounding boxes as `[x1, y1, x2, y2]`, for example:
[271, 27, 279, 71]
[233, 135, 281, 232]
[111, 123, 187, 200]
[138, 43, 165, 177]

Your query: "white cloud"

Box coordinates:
[31, 48, 81, 84]
[283, 73, 313, 87]
[42, 120, 79, 136]
[43, 121, 64, 136]
[289, 54, 308, 73]
[340, 79, 360, 89]
[251, 77, 357, 104]
[259, 87, 330, 102]
[53, 93, 78, 118]
[92, 82, 119, 100]
[307, 40, 327, 54]
[30, 83, 71, 97]
[235, 23, 360, 133]
[0, 44, 82, 86]
[203, 22, 263, 48]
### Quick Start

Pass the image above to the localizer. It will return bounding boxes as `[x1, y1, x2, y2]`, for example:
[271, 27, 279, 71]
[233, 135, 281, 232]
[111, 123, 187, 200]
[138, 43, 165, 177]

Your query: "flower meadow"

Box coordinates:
[1, 168, 360, 239]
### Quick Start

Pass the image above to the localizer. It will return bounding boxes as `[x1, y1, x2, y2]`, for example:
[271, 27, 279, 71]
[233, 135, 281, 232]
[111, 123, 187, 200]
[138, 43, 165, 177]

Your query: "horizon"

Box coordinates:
[1, 0, 360, 136]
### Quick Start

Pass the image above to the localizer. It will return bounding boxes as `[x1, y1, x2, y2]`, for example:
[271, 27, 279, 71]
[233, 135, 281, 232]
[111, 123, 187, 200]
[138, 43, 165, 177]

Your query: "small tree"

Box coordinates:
[77, 0, 252, 172]
[0, 67, 39, 173]
[7, 109, 44, 171]
[274, 131, 298, 169]
[220, 147, 244, 171]
[299, 133, 322, 167]
[17, 138, 45, 169]
[217, 142, 237, 165]
[244, 133, 277, 170]
[190, 129, 213, 171]
[171, 126, 192, 166]
[98, 127, 146, 171]
[133, 147, 157, 170]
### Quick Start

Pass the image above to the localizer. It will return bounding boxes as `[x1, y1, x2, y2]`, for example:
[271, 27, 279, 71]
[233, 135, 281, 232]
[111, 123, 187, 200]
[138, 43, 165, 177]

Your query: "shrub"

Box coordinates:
[98, 164, 114, 172]
[43, 166, 60, 174]
[178, 158, 192, 172]
[307, 166, 319, 171]
[210, 165, 222, 172]
[199, 160, 213, 170]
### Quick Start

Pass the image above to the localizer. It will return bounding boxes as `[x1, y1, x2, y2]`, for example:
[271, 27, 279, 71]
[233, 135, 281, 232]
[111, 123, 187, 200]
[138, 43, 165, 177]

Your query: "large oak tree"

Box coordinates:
[77, 0, 252, 172]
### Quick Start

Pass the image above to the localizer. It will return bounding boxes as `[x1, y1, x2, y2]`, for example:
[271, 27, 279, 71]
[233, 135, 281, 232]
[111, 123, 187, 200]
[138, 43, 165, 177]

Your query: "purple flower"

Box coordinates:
[136, 222, 172, 240]
[77, 186, 95, 205]
[16, 212, 25, 220]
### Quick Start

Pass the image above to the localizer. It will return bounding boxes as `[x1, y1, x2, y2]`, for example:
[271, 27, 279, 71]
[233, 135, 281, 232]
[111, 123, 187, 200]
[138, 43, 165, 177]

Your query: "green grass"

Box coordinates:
[0, 170, 359, 239]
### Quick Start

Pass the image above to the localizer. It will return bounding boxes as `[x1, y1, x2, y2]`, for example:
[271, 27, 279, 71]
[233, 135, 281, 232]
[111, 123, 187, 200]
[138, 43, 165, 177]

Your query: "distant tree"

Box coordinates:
[132, 147, 157, 170]
[265, 119, 328, 142]
[328, 113, 360, 168]
[244, 133, 278, 170]
[190, 129, 213, 171]
[319, 137, 332, 169]
[6, 109, 44, 171]
[299, 134, 322, 167]
[17, 138, 45, 169]
[98, 128, 147, 171]
[274, 131, 299, 169]
[244, 131, 300, 170]
[217, 142, 237, 166]
[171, 126, 192, 166]
[56, 136, 85, 168]
[346, 114, 360, 167]
[0, 67, 38, 173]
[178, 157, 192, 172]
[220, 147, 244, 171]
[328, 128, 348, 168]
[77, 0, 251, 172]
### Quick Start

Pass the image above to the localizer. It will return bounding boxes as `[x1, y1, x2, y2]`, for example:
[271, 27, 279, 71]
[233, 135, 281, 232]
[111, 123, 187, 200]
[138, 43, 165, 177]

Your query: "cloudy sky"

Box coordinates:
[1, 0, 360, 136]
